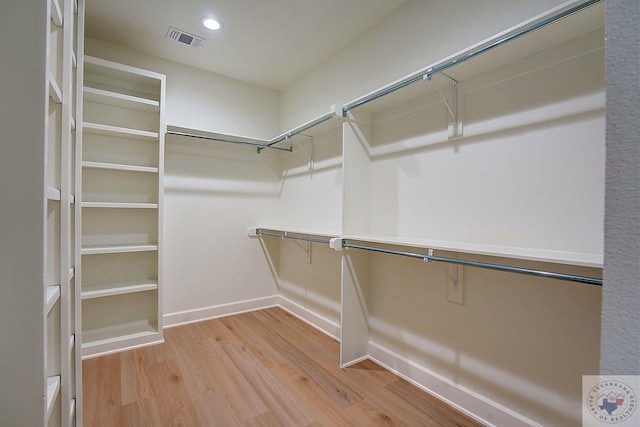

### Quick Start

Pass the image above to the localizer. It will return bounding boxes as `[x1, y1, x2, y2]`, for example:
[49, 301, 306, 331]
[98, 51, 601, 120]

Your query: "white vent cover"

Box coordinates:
[166, 27, 204, 48]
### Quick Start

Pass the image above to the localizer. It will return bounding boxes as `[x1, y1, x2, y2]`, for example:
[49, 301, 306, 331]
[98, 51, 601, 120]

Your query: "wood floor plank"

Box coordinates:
[219, 312, 290, 369]
[264, 331, 363, 409]
[268, 363, 356, 427]
[223, 341, 316, 426]
[82, 354, 123, 427]
[83, 307, 485, 427]
[120, 348, 156, 405]
[386, 379, 482, 427]
[168, 323, 270, 421]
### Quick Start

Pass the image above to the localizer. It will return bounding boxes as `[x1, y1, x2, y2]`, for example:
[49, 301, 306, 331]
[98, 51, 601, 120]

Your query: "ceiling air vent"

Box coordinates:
[166, 27, 204, 48]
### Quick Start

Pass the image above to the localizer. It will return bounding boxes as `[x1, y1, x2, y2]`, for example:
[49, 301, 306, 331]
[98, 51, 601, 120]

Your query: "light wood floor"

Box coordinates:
[83, 307, 484, 426]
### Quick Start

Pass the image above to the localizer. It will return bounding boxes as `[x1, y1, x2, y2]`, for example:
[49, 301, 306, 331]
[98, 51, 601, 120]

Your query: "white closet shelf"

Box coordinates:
[69, 334, 75, 350]
[50, 0, 63, 27]
[84, 56, 163, 101]
[48, 72, 63, 104]
[252, 226, 340, 239]
[82, 122, 159, 141]
[166, 125, 269, 146]
[68, 267, 75, 281]
[166, 105, 343, 153]
[46, 187, 61, 201]
[82, 320, 159, 350]
[82, 160, 159, 173]
[46, 286, 61, 313]
[82, 280, 158, 300]
[342, 234, 603, 268]
[81, 244, 158, 255]
[69, 398, 76, 422]
[84, 86, 160, 112]
[46, 375, 61, 419]
[82, 202, 159, 209]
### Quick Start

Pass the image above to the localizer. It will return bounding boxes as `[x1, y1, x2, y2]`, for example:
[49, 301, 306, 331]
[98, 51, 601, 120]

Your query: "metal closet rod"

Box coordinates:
[342, 0, 603, 114]
[166, 130, 292, 153]
[260, 112, 336, 152]
[256, 229, 332, 245]
[341, 240, 603, 286]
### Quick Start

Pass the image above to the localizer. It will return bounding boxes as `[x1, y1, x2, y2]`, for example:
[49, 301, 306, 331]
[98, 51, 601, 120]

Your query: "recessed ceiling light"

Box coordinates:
[201, 16, 223, 31]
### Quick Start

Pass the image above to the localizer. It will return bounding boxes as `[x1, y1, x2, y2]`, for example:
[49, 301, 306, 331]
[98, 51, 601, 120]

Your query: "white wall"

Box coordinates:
[280, 0, 568, 130]
[0, 2, 48, 426]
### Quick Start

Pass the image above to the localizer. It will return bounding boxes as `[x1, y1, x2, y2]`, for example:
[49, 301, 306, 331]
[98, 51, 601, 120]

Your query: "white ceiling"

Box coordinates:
[85, 0, 408, 90]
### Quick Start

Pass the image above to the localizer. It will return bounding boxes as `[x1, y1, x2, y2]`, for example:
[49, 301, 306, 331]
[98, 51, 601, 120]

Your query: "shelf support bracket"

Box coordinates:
[424, 73, 461, 139]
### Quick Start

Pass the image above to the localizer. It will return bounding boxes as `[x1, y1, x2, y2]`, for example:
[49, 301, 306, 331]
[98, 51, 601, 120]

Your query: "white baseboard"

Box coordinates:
[163, 295, 279, 328]
[367, 341, 542, 427]
[277, 295, 341, 342]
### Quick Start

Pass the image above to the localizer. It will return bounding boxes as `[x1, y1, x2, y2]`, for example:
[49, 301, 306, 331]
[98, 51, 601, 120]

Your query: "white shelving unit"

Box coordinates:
[79, 56, 165, 358]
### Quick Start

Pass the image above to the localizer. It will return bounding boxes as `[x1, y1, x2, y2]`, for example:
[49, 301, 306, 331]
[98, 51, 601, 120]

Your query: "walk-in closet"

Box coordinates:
[2, 0, 638, 426]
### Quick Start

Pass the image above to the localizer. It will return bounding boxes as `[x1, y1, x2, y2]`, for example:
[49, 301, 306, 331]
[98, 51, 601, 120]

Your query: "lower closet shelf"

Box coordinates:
[81, 243, 158, 255]
[81, 280, 158, 299]
[342, 233, 603, 268]
[82, 320, 160, 353]
[46, 375, 61, 419]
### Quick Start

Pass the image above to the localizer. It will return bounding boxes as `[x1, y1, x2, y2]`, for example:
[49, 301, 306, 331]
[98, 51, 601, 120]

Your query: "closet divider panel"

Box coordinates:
[339, 111, 373, 366]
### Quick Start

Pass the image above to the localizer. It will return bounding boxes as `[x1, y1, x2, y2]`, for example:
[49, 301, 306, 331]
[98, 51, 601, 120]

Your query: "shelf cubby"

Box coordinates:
[81, 291, 160, 356]
[82, 167, 158, 204]
[83, 132, 159, 169]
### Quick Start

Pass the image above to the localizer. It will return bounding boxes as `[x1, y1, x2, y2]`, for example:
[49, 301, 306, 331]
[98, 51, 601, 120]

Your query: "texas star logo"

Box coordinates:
[587, 380, 637, 423]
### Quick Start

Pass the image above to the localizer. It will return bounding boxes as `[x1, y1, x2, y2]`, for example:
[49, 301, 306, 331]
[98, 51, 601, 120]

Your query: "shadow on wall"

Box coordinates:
[363, 249, 602, 426]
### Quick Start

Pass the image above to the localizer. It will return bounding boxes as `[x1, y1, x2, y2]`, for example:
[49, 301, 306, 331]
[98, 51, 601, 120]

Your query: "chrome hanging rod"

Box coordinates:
[166, 130, 292, 153]
[341, 240, 603, 286]
[342, 0, 603, 114]
[256, 229, 332, 245]
[259, 112, 337, 152]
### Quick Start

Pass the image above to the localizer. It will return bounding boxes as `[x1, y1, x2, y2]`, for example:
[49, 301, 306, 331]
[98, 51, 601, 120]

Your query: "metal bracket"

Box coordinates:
[423, 73, 461, 139]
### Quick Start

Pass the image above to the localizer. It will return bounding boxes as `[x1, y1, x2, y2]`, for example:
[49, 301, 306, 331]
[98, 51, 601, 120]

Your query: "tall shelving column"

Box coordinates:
[46, 0, 83, 425]
[79, 57, 165, 358]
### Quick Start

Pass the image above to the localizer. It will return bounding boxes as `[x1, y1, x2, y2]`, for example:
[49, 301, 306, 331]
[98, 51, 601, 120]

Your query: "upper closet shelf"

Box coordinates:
[167, 105, 344, 154]
[84, 56, 164, 102]
[342, 0, 603, 116]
